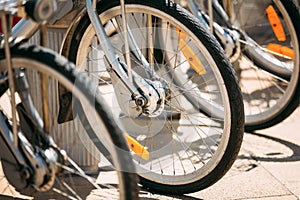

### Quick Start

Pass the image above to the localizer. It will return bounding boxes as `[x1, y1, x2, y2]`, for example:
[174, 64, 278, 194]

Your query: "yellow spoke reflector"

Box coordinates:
[266, 5, 286, 42]
[267, 43, 294, 59]
[126, 134, 149, 160]
[176, 29, 206, 75]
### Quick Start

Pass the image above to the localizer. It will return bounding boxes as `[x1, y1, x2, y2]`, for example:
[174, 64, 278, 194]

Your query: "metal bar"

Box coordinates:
[226, 0, 233, 20]
[147, 14, 154, 65]
[213, 0, 232, 27]
[1, 13, 18, 147]
[208, 0, 213, 33]
[11, 18, 39, 44]
[41, 74, 50, 132]
[85, 0, 137, 94]
[120, 0, 133, 83]
[39, 25, 50, 132]
[114, 17, 153, 74]
[187, 0, 210, 29]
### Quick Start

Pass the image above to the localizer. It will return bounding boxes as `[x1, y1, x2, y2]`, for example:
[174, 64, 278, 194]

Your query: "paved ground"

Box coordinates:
[139, 107, 300, 200]
[1, 106, 300, 200]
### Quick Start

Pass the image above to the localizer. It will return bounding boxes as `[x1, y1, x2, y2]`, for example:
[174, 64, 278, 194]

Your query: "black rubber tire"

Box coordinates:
[216, 0, 300, 132]
[66, 0, 244, 194]
[0, 45, 139, 199]
[230, 0, 300, 132]
[193, 0, 300, 132]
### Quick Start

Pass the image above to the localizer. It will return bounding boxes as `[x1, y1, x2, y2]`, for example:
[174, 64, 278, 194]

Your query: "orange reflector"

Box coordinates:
[126, 134, 149, 160]
[266, 5, 286, 42]
[176, 29, 206, 75]
[267, 43, 294, 59]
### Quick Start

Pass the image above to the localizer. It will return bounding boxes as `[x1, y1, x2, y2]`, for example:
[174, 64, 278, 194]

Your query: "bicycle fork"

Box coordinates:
[86, 0, 167, 118]
[188, 0, 241, 62]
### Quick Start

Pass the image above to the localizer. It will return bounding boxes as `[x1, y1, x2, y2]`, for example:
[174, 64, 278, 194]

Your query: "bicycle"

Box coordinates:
[0, 0, 139, 199]
[9, 0, 245, 194]
[184, 0, 300, 132]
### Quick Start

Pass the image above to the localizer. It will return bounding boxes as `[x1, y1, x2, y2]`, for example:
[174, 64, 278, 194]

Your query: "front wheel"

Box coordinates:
[223, 0, 300, 131]
[0, 45, 139, 199]
[188, 0, 300, 131]
[65, 0, 244, 194]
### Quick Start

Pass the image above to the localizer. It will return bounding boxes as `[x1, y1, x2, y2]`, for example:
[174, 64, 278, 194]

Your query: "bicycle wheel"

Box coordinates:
[190, 0, 300, 131]
[64, 0, 244, 194]
[227, 0, 300, 131]
[0, 45, 139, 199]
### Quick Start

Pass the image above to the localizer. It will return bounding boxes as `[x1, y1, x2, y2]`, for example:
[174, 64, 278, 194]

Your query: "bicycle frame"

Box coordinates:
[11, 0, 164, 118]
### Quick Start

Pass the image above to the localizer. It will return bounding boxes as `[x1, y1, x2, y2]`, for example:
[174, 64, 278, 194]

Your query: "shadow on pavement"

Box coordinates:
[240, 132, 300, 162]
[139, 188, 204, 200]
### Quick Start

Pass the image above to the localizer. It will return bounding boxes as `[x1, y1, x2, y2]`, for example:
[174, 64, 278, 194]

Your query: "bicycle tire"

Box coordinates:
[64, 0, 244, 194]
[0, 44, 139, 199]
[224, 0, 300, 131]
[189, 0, 300, 132]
